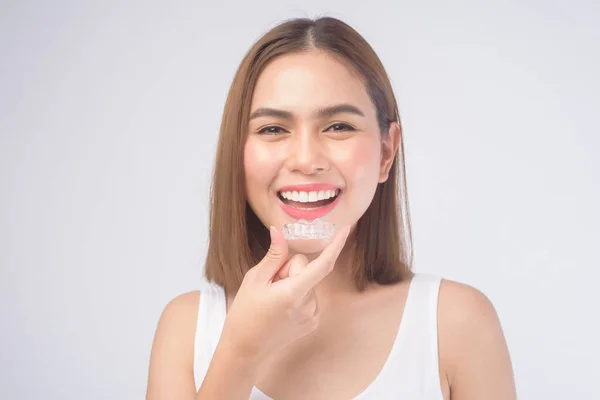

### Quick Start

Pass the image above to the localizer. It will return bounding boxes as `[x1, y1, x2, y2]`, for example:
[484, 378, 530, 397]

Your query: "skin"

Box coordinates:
[244, 50, 388, 236]
[146, 50, 516, 399]
[244, 50, 398, 295]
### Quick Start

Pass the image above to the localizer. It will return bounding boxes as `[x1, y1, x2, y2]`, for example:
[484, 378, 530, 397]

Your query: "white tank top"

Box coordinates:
[193, 273, 444, 399]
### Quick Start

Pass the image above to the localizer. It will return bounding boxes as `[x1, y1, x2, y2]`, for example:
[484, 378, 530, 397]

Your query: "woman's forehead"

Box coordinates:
[250, 51, 373, 115]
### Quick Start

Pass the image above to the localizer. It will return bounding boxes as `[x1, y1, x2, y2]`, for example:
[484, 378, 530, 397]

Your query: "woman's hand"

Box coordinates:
[219, 224, 351, 364]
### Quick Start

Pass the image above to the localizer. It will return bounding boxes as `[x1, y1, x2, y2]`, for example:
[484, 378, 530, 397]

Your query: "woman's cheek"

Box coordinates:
[332, 137, 380, 181]
[244, 140, 282, 182]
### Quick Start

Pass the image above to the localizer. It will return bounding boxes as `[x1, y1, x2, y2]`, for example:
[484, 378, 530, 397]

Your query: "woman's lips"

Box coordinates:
[278, 192, 341, 221]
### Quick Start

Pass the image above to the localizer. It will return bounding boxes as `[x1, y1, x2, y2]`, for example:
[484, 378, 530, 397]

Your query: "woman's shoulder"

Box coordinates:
[437, 278, 498, 324]
[150, 290, 201, 359]
[167, 289, 201, 318]
[409, 274, 499, 332]
[157, 282, 224, 323]
[146, 290, 203, 396]
[436, 278, 516, 397]
[151, 284, 226, 352]
[164, 290, 202, 311]
[437, 278, 503, 349]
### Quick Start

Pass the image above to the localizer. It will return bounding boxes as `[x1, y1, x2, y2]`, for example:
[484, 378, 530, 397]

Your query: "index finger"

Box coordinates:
[287, 225, 351, 295]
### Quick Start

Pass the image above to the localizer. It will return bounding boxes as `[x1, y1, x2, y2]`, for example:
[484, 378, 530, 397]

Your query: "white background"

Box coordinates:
[1, 0, 599, 398]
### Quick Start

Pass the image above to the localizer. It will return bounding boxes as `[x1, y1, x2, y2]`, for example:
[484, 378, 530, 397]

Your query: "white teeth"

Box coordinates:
[279, 189, 340, 203]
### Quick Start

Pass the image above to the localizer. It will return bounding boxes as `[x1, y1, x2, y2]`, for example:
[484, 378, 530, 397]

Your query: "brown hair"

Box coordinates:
[204, 17, 413, 294]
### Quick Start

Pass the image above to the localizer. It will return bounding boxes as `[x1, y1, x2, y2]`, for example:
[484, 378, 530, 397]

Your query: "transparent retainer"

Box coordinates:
[283, 218, 336, 240]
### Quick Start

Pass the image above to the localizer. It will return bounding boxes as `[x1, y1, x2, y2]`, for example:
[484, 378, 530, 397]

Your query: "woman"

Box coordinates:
[146, 17, 516, 399]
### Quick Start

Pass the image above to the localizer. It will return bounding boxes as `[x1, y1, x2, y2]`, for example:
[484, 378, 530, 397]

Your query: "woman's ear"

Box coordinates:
[379, 122, 401, 183]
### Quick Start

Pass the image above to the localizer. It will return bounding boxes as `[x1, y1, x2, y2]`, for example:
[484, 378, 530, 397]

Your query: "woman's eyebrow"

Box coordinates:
[249, 103, 365, 121]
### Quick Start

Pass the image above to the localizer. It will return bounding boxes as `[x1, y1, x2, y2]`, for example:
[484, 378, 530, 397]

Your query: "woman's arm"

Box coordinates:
[146, 291, 258, 400]
[438, 280, 517, 400]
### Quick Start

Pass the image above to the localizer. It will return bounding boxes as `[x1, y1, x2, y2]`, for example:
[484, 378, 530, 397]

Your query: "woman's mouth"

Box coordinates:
[277, 189, 340, 208]
[277, 189, 341, 220]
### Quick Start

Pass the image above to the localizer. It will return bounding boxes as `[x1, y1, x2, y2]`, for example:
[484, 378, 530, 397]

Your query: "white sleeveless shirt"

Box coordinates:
[193, 273, 444, 399]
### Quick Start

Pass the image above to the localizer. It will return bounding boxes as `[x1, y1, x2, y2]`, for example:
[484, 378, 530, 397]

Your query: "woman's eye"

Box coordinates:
[257, 126, 287, 135]
[325, 123, 355, 132]
[256, 124, 354, 135]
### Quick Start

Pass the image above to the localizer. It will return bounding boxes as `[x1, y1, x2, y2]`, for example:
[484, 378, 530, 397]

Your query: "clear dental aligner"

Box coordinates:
[283, 218, 336, 240]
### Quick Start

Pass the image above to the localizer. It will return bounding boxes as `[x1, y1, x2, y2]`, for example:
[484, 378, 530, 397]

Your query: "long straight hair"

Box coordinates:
[205, 17, 413, 294]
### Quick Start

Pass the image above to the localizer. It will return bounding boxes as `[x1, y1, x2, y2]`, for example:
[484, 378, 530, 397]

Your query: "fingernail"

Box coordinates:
[269, 226, 277, 242]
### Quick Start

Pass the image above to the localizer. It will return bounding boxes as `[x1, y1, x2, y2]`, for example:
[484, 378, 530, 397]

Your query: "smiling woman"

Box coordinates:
[243, 49, 399, 259]
[146, 16, 516, 400]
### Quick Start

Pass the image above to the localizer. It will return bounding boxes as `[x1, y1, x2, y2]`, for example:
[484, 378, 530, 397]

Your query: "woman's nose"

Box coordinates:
[285, 131, 329, 175]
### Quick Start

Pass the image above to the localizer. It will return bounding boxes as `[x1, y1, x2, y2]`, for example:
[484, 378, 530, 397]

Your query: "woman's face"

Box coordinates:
[244, 50, 398, 253]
